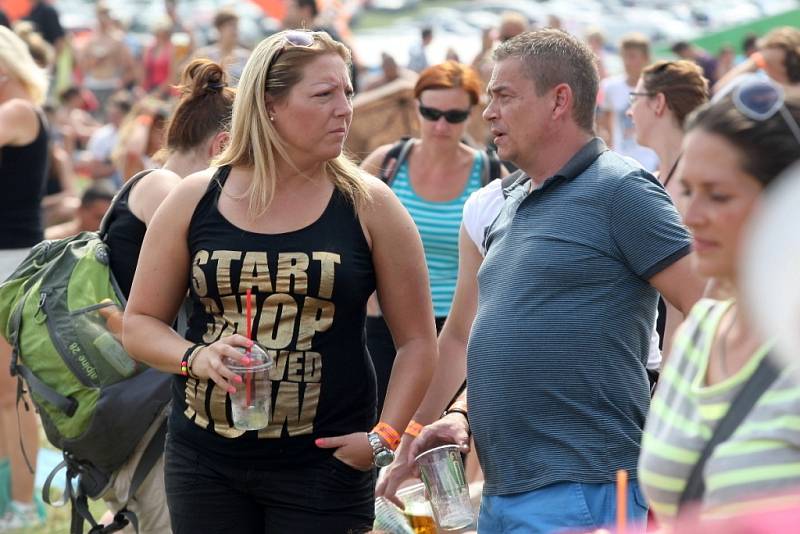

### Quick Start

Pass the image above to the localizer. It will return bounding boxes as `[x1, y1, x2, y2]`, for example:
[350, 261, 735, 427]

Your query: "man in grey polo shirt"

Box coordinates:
[410, 30, 704, 533]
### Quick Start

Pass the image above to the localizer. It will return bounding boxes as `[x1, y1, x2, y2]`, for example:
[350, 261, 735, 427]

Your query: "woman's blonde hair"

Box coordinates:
[0, 26, 48, 105]
[213, 30, 370, 217]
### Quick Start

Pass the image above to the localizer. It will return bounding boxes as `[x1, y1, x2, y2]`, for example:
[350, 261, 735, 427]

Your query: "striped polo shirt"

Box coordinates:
[640, 298, 800, 521]
[391, 151, 484, 317]
[468, 138, 691, 496]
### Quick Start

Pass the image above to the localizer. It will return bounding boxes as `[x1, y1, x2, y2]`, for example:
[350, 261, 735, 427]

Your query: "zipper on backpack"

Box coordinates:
[33, 293, 47, 324]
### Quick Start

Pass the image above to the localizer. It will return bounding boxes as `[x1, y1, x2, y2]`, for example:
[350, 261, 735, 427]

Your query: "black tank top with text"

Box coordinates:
[171, 165, 377, 468]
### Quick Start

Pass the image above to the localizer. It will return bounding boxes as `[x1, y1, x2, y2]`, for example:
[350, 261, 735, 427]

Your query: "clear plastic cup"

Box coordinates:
[223, 344, 273, 430]
[397, 483, 437, 534]
[415, 445, 474, 531]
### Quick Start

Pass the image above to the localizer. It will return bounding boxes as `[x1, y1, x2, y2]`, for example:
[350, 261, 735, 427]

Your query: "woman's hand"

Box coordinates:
[189, 334, 253, 393]
[315, 432, 374, 471]
[409, 413, 470, 460]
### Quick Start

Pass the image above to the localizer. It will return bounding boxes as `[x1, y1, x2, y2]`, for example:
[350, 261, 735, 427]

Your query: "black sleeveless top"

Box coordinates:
[171, 165, 377, 468]
[0, 112, 49, 248]
[106, 179, 148, 299]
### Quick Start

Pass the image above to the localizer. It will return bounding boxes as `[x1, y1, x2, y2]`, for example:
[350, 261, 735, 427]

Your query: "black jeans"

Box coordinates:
[164, 438, 375, 534]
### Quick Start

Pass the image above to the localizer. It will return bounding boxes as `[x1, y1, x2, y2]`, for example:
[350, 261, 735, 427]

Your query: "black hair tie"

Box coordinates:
[206, 81, 226, 93]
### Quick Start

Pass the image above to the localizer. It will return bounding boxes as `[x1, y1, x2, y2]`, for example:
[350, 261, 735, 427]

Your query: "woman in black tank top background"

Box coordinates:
[98, 59, 234, 534]
[123, 31, 437, 533]
[0, 26, 50, 530]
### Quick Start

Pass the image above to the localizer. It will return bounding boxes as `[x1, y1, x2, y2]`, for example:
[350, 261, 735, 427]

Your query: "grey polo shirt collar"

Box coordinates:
[553, 137, 608, 181]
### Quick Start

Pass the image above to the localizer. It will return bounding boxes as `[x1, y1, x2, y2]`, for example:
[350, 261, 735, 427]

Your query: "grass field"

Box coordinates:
[351, 0, 463, 30]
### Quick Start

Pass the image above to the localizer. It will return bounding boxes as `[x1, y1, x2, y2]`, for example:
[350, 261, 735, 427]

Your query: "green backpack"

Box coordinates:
[0, 170, 170, 533]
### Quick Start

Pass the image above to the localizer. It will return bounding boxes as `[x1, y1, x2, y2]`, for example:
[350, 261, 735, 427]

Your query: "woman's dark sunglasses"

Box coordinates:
[266, 30, 316, 79]
[418, 103, 471, 124]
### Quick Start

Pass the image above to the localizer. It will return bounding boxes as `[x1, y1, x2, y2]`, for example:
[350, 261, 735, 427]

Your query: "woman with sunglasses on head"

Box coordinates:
[360, 60, 503, 419]
[638, 79, 800, 523]
[627, 59, 709, 358]
[122, 30, 436, 534]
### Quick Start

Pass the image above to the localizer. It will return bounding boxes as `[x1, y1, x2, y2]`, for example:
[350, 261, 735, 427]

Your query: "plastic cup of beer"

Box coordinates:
[223, 344, 273, 431]
[397, 483, 437, 534]
[415, 445, 474, 530]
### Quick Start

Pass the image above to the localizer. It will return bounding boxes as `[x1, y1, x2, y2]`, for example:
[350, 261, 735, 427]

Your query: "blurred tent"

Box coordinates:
[0, 0, 31, 20]
[347, 78, 492, 163]
[656, 8, 800, 56]
[347, 77, 419, 162]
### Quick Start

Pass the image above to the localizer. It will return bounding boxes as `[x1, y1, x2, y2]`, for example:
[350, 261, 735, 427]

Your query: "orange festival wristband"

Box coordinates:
[372, 422, 401, 450]
[404, 420, 423, 438]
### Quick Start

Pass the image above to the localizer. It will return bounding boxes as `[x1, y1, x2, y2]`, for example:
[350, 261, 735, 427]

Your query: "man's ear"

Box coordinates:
[552, 83, 573, 121]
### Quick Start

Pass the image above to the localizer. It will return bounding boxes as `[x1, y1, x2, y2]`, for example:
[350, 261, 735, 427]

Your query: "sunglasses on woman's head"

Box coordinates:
[716, 75, 800, 145]
[418, 103, 472, 124]
[266, 30, 316, 79]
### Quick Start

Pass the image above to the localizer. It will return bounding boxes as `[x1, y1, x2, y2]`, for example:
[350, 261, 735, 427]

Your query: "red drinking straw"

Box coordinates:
[245, 288, 253, 406]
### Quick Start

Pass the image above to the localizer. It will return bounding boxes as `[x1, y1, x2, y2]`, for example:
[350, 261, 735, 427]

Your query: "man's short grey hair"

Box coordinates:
[494, 29, 599, 132]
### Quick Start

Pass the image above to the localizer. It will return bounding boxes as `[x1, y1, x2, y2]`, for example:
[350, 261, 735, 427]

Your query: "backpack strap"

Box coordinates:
[480, 148, 503, 186]
[98, 169, 156, 240]
[500, 170, 527, 199]
[378, 138, 415, 187]
[678, 353, 780, 511]
[59, 419, 167, 534]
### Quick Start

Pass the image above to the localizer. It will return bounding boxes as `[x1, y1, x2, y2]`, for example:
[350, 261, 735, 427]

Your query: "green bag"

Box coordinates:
[0, 170, 171, 484]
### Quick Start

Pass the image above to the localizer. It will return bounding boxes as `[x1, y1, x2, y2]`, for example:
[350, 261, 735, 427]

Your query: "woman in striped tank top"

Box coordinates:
[639, 78, 800, 522]
[360, 61, 504, 418]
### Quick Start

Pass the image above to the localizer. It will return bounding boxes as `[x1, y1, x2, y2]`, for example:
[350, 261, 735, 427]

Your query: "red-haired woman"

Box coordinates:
[361, 60, 505, 417]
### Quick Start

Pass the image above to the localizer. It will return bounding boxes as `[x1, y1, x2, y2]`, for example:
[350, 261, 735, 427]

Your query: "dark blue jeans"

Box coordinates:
[164, 437, 375, 534]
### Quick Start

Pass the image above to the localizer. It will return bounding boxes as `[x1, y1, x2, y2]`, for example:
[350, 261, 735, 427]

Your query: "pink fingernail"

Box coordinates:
[228, 386, 237, 394]
[241, 356, 252, 365]
[315, 438, 324, 446]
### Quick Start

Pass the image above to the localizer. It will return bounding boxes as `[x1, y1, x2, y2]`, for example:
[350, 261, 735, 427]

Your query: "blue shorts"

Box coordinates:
[478, 480, 648, 534]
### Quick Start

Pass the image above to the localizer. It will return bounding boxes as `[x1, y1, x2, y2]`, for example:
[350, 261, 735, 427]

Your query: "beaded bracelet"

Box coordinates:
[372, 421, 401, 450]
[180, 343, 204, 377]
[404, 420, 424, 438]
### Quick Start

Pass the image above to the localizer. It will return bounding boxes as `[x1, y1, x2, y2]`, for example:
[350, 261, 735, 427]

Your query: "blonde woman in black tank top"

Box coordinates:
[123, 31, 437, 534]
[0, 26, 49, 530]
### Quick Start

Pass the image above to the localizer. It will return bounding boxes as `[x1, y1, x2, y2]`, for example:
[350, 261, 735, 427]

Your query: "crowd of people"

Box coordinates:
[1, 0, 800, 532]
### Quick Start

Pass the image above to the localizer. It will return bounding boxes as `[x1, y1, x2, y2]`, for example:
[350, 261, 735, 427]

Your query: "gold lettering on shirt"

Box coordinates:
[268, 350, 290, 381]
[209, 384, 246, 439]
[258, 293, 298, 349]
[183, 378, 198, 420]
[211, 250, 242, 294]
[239, 252, 273, 293]
[295, 297, 334, 351]
[286, 351, 305, 383]
[275, 252, 309, 295]
[192, 380, 210, 430]
[257, 381, 319, 438]
[312, 252, 340, 299]
[303, 351, 322, 383]
[191, 250, 210, 297]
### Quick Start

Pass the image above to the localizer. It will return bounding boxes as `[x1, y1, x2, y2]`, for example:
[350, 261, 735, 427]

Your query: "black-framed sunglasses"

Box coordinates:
[418, 103, 472, 124]
[729, 75, 800, 145]
[628, 91, 653, 105]
[266, 30, 316, 80]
